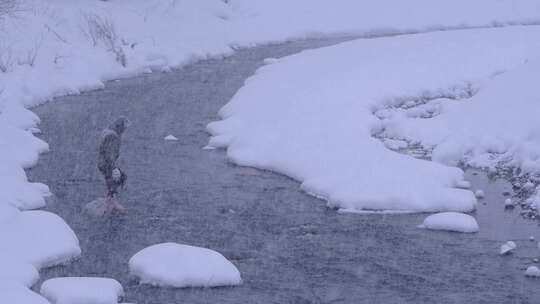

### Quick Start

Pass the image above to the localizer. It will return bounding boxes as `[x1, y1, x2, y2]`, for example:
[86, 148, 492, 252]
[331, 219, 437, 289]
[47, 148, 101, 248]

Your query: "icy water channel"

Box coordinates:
[28, 37, 540, 303]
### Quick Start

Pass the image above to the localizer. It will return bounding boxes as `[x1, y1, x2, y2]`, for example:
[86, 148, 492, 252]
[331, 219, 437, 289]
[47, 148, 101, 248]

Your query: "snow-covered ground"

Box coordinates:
[230, 0, 540, 44]
[0, 282, 50, 304]
[2, 0, 540, 300]
[208, 26, 540, 212]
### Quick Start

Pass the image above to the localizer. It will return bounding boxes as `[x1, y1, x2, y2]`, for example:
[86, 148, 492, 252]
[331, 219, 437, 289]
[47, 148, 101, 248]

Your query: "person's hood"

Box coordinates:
[109, 117, 130, 135]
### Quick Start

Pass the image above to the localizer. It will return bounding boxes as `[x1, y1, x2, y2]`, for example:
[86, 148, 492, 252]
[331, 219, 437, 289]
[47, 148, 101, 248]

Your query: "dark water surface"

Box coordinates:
[28, 38, 540, 304]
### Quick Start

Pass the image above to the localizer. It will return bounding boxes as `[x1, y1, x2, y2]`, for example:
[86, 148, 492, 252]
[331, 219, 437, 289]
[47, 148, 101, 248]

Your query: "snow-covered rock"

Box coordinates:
[504, 199, 514, 208]
[500, 241, 517, 255]
[419, 212, 479, 233]
[524, 182, 535, 191]
[455, 181, 471, 189]
[530, 236, 535, 242]
[164, 135, 178, 141]
[129, 243, 242, 288]
[40, 277, 124, 304]
[475, 190, 485, 199]
[83, 198, 109, 217]
[525, 266, 540, 278]
[0, 211, 80, 268]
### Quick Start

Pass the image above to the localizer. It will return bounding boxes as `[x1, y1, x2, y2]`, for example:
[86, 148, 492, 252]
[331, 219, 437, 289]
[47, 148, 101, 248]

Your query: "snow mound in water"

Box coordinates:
[525, 266, 540, 278]
[500, 241, 517, 255]
[129, 242, 242, 288]
[164, 134, 178, 141]
[0, 283, 50, 304]
[41, 277, 124, 304]
[475, 190, 485, 199]
[0, 211, 81, 268]
[419, 212, 479, 233]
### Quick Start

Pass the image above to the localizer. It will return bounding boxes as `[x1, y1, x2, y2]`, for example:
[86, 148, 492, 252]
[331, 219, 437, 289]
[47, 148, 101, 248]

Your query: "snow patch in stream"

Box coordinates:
[525, 266, 540, 278]
[40, 277, 124, 304]
[419, 212, 479, 233]
[129, 243, 242, 288]
[164, 134, 178, 141]
[500, 241, 517, 255]
[475, 190, 485, 199]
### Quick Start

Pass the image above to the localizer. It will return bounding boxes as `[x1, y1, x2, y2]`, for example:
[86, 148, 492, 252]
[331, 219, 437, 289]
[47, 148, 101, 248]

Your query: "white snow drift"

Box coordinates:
[0, 210, 80, 298]
[0, 283, 50, 304]
[129, 243, 242, 288]
[0, 211, 80, 269]
[40, 277, 124, 304]
[0, 257, 39, 287]
[419, 212, 479, 233]
[208, 26, 540, 212]
[231, 0, 540, 44]
[381, 59, 540, 175]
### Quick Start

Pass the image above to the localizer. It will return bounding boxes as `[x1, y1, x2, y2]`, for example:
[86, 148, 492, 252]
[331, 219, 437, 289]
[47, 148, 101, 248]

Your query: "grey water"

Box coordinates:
[27, 37, 540, 304]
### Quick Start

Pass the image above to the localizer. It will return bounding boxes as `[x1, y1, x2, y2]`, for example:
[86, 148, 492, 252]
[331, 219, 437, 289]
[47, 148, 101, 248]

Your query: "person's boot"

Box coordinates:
[111, 199, 125, 210]
[104, 197, 114, 216]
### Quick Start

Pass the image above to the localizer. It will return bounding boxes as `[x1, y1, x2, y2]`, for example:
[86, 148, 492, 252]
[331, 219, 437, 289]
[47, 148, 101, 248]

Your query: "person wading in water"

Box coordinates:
[98, 117, 130, 214]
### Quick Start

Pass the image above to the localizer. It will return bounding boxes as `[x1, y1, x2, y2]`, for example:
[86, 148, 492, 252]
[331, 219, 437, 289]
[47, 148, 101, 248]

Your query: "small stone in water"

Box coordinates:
[475, 190, 485, 199]
[530, 236, 536, 241]
[524, 181, 535, 190]
[500, 241, 517, 255]
[164, 134, 178, 141]
[525, 266, 540, 277]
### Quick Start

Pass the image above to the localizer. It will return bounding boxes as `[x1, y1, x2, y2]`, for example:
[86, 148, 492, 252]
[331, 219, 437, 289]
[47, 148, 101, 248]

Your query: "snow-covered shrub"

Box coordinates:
[81, 12, 126, 67]
[16, 38, 41, 67]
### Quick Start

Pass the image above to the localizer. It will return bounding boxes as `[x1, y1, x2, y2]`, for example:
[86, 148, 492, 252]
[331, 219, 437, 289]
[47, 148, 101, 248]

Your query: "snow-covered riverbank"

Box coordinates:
[208, 26, 540, 212]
